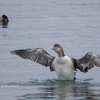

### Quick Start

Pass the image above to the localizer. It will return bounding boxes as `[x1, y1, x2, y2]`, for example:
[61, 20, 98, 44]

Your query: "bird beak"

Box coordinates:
[51, 48, 54, 50]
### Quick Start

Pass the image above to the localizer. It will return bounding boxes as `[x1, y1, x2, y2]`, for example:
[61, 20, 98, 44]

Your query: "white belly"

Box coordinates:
[53, 56, 75, 80]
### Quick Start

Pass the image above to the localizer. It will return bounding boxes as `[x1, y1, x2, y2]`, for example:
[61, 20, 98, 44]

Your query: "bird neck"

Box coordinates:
[57, 50, 65, 57]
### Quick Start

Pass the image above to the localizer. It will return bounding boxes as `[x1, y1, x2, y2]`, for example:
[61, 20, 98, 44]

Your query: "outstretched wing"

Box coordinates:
[72, 52, 100, 73]
[11, 48, 55, 71]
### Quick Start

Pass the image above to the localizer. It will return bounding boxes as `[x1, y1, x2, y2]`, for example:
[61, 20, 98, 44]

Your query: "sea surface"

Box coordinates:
[0, 0, 100, 100]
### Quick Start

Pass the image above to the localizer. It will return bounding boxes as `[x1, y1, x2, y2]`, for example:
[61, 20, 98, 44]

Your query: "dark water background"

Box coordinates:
[0, 0, 100, 100]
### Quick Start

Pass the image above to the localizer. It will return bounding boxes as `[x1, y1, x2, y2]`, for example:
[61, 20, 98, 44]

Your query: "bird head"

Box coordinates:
[51, 44, 65, 57]
[2, 15, 9, 22]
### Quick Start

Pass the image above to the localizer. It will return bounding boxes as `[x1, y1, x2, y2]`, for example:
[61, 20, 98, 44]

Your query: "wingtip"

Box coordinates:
[10, 51, 14, 54]
[10, 50, 16, 54]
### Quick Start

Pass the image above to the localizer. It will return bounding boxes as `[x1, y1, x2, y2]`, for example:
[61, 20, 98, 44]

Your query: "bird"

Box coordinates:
[10, 44, 100, 80]
[0, 15, 9, 22]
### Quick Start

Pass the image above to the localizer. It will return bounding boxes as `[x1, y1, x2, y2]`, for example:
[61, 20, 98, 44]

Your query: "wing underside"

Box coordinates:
[11, 48, 55, 71]
[72, 52, 100, 73]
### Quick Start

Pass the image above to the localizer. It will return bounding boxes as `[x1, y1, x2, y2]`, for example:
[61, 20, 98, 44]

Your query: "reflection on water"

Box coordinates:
[0, 22, 8, 28]
[17, 79, 100, 100]
[1, 79, 99, 100]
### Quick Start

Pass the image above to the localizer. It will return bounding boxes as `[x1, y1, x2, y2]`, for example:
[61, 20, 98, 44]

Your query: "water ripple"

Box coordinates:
[1, 78, 100, 88]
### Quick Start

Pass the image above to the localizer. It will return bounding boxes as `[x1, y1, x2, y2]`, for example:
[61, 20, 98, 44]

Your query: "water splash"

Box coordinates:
[1, 78, 100, 88]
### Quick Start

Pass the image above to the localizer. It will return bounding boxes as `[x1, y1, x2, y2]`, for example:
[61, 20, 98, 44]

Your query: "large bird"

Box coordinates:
[11, 44, 100, 80]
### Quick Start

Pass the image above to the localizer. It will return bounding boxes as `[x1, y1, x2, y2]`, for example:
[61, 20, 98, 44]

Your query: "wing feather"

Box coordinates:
[75, 52, 100, 73]
[11, 48, 55, 71]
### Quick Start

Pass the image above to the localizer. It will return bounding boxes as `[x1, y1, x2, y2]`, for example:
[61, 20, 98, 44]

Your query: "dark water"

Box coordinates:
[0, 0, 100, 100]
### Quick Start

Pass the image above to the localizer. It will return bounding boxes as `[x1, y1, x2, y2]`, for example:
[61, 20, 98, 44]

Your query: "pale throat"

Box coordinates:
[57, 50, 65, 57]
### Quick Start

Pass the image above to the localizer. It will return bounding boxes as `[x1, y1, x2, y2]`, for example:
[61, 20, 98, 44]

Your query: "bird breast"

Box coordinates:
[56, 56, 71, 64]
[53, 56, 74, 70]
[52, 56, 75, 80]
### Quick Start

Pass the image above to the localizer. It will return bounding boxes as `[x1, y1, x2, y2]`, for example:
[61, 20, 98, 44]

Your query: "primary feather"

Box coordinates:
[11, 48, 55, 71]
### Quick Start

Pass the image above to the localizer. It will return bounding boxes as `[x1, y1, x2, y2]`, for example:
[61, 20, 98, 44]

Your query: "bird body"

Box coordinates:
[11, 44, 100, 80]
[0, 15, 9, 22]
[52, 56, 75, 80]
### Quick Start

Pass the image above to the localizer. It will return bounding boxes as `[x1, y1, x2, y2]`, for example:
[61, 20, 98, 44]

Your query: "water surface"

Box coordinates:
[0, 0, 100, 100]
